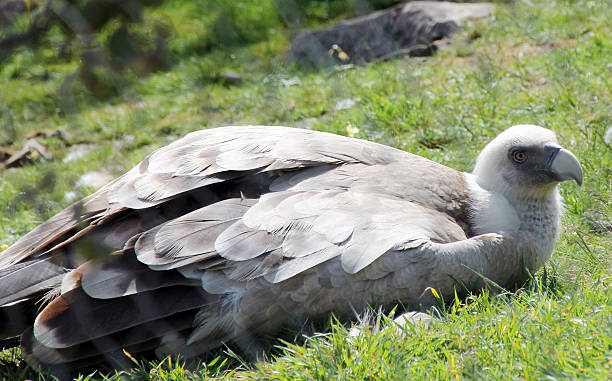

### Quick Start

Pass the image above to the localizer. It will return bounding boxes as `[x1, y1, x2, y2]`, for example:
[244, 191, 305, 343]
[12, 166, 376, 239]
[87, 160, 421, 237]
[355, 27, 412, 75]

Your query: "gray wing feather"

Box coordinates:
[154, 219, 234, 258]
[214, 220, 283, 261]
[264, 246, 341, 284]
[241, 192, 298, 230]
[215, 150, 275, 171]
[281, 231, 335, 258]
[79, 257, 200, 299]
[104, 126, 407, 209]
[201, 270, 244, 294]
[135, 198, 256, 266]
[311, 210, 355, 244]
[147, 253, 220, 271]
[134, 188, 467, 286]
[0, 261, 66, 306]
[130, 172, 240, 204]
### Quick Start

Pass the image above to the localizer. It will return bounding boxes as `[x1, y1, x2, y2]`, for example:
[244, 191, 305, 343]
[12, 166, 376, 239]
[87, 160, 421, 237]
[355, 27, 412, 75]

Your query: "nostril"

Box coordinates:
[544, 143, 562, 153]
[544, 143, 561, 167]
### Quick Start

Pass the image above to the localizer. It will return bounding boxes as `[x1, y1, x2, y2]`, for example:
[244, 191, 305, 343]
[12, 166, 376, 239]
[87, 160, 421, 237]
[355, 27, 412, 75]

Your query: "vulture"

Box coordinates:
[0, 124, 582, 374]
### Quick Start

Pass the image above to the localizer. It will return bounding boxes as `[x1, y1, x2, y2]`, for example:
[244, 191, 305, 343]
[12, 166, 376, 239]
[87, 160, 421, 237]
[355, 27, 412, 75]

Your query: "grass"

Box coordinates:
[0, 0, 610, 379]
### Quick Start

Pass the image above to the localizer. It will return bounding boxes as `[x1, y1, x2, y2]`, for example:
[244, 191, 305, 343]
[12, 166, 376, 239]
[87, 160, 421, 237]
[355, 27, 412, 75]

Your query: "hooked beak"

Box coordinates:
[545, 143, 583, 186]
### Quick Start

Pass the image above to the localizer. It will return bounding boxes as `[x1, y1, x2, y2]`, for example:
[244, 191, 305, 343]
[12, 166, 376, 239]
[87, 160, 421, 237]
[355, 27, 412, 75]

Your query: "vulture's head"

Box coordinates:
[473, 125, 583, 199]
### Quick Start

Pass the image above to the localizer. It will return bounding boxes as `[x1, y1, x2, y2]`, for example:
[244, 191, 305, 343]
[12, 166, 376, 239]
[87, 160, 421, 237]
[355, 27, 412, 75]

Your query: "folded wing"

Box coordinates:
[0, 126, 478, 372]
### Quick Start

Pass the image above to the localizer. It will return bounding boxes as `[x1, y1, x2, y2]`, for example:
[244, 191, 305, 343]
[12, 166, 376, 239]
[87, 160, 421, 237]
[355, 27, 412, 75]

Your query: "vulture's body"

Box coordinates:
[0, 125, 581, 374]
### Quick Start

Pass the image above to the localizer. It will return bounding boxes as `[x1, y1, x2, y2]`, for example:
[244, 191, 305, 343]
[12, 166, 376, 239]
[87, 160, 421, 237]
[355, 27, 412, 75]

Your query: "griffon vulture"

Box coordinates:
[0, 124, 582, 373]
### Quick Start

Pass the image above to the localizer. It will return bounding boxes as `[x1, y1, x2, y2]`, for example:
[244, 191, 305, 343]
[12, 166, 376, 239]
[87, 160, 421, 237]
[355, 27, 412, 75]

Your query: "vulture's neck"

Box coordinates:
[466, 175, 561, 262]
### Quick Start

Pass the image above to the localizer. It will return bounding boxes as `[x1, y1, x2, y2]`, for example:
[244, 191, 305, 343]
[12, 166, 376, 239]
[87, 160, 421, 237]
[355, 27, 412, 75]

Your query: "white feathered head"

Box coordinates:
[473, 125, 582, 199]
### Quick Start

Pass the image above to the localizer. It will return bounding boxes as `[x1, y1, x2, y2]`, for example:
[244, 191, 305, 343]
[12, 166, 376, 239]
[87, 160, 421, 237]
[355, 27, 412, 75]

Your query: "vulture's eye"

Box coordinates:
[512, 150, 527, 163]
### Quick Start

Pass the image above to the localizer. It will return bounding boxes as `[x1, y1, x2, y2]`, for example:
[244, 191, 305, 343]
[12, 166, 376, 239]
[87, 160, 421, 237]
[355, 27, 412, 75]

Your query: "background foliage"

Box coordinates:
[0, 0, 610, 379]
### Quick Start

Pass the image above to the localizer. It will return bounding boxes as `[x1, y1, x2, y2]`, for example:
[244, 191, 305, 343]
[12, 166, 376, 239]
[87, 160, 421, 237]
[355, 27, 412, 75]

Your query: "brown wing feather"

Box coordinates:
[34, 285, 210, 349]
[0, 197, 106, 269]
[79, 250, 201, 300]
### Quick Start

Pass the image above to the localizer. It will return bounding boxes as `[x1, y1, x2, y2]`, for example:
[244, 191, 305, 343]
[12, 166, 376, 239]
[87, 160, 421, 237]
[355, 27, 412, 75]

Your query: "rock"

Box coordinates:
[76, 169, 114, 190]
[288, 1, 493, 66]
[294, 117, 318, 130]
[63, 144, 94, 163]
[335, 98, 359, 110]
[348, 310, 433, 339]
[392, 311, 433, 331]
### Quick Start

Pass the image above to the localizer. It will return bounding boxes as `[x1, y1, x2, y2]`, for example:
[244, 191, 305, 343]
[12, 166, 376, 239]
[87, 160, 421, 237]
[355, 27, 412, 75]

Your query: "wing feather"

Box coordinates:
[215, 220, 283, 261]
[34, 285, 209, 349]
[79, 253, 200, 299]
[0, 198, 105, 269]
[134, 198, 256, 265]
[22, 309, 197, 367]
[0, 258, 67, 306]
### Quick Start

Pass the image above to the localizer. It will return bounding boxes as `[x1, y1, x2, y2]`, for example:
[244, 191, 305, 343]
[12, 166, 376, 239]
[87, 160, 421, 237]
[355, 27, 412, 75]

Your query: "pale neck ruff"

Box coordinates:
[466, 174, 561, 238]
[466, 173, 561, 269]
[510, 190, 561, 241]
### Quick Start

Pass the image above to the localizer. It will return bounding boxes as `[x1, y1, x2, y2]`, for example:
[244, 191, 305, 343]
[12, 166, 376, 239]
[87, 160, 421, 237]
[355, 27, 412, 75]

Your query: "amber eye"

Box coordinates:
[512, 150, 527, 163]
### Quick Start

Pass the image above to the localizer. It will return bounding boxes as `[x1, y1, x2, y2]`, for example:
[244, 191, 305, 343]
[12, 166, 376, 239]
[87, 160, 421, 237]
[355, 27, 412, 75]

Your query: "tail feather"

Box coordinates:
[34, 285, 210, 349]
[0, 256, 67, 341]
[21, 309, 198, 369]
[0, 291, 46, 339]
[22, 326, 164, 374]
[0, 257, 67, 306]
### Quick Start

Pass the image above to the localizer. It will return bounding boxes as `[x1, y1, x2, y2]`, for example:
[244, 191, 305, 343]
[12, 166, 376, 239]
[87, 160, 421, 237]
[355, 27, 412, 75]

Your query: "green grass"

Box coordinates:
[0, 0, 611, 379]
